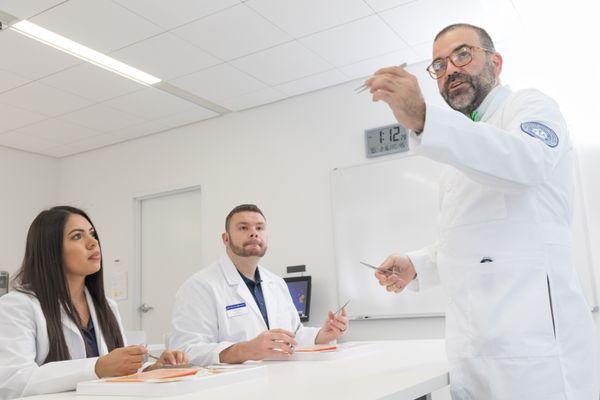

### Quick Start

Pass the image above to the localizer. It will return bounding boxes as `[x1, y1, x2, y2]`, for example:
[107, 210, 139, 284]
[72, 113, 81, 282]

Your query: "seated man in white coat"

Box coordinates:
[170, 204, 348, 365]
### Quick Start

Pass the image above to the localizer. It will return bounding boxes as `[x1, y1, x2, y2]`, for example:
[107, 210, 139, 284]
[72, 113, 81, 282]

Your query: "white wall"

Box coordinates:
[56, 53, 600, 351]
[56, 63, 450, 339]
[0, 146, 59, 277]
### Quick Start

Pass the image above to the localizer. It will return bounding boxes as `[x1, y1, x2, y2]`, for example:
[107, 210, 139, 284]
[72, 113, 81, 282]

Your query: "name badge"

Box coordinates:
[226, 302, 248, 317]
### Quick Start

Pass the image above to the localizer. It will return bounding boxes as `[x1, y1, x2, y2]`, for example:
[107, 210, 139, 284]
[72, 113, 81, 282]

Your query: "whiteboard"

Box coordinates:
[331, 154, 598, 320]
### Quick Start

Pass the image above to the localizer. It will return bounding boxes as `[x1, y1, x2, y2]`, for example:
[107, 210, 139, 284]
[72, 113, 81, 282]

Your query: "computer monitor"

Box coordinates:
[284, 276, 311, 322]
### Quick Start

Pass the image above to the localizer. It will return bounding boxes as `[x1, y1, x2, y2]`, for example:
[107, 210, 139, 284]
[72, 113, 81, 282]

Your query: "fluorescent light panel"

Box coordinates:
[10, 20, 161, 85]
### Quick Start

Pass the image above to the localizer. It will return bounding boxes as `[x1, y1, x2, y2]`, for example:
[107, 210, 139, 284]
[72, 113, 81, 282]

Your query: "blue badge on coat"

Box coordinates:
[225, 302, 246, 311]
[520, 121, 559, 148]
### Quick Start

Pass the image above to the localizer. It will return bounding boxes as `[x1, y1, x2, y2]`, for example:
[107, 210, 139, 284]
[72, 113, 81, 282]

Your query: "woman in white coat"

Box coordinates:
[0, 206, 187, 400]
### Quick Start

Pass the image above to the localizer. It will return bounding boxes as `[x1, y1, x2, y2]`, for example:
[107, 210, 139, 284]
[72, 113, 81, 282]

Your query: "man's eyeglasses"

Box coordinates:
[426, 45, 494, 79]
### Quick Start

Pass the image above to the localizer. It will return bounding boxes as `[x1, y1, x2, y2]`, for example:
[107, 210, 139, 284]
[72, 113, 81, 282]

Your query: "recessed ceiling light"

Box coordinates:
[10, 20, 161, 86]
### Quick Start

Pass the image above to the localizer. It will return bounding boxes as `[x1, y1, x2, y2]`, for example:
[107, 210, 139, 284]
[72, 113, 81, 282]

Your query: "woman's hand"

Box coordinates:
[95, 345, 147, 377]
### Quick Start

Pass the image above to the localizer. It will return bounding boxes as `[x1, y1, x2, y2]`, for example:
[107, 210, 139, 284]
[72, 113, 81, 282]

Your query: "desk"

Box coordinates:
[21, 340, 449, 400]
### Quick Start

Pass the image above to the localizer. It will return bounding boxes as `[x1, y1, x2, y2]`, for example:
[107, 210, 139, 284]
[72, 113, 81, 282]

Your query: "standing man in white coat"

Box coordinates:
[365, 23, 598, 399]
[170, 204, 348, 366]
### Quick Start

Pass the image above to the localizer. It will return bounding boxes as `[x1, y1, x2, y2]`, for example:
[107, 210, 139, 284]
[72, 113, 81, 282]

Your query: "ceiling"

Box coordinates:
[0, 0, 519, 158]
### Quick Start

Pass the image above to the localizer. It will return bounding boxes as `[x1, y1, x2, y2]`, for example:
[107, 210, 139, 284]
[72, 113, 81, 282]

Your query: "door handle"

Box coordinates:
[138, 303, 154, 313]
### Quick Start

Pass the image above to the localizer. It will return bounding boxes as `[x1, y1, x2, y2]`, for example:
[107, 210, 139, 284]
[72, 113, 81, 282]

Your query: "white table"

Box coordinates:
[21, 340, 449, 400]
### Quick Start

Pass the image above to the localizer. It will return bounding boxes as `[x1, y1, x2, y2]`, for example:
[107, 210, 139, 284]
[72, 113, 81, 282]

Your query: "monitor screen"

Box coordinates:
[284, 276, 311, 322]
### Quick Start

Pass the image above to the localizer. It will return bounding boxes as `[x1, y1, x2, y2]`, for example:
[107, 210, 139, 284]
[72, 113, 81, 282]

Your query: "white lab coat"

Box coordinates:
[407, 85, 599, 399]
[170, 255, 320, 366]
[0, 288, 125, 399]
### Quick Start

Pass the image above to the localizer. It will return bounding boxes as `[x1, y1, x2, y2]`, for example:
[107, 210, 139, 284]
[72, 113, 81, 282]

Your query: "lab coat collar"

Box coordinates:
[219, 254, 273, 286]
[219, 255, 272, 330]
[60, 287, 109, 357]
[60, 304, 81, 337]
[85, 287, 108, 355]
[474, 84, 512, 122]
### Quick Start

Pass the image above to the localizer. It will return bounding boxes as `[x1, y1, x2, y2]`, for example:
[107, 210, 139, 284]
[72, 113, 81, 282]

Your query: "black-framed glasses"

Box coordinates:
[426, 45, 494, 79]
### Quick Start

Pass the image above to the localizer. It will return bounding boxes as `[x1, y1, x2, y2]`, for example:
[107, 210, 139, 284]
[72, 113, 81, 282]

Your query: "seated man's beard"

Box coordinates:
[231, 241, 267, 257]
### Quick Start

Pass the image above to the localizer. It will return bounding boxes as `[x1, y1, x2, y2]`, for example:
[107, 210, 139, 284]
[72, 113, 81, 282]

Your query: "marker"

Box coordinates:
[360, 261, 393, 275]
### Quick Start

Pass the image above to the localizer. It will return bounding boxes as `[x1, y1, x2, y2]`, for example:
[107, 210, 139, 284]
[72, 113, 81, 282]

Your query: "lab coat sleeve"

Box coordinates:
[406, 242, 440, 292]
[169, 279, 234, 366]
[0, 293, 98, 399]
[413, 89, 570, 190]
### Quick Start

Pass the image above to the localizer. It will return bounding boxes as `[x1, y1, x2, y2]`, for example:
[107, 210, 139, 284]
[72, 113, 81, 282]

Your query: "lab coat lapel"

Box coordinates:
[219, 256, 268, 330]
[478, 85, 512, 123]
[60, 303, 86, 359]
[258, 267, 278, 329]
[85, 288, 108, 355]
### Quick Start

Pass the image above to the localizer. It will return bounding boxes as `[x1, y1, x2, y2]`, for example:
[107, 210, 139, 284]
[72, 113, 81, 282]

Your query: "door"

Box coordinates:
[138, 187, 202, 344]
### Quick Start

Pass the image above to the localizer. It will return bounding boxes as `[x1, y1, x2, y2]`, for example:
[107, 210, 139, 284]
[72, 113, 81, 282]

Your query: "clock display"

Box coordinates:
[365, 123, 409, 158]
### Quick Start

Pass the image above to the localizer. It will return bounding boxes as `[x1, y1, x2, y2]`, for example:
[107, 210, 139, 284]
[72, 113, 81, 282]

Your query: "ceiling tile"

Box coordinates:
[155, 107, 218, 128]
[299, 15, 408, 66]
[0, 0, 65, 19]
[103, 88, 197, 120]
[30, 0, 163, 53]
[68, 132, 123, 152]
[0, 104, 46, 134]
[276, 69, 348, 97]
[378, 0, 518, 46]
[0, 82, 92, 117]
[0, 130, 56, 154]
[218, 87, 286, 111]
[39, 144, 80, 158]
[15, 118, 101, 144]
[377, 0, 451, 45]
[169, 63, 265, 104]
[0, 69, 30, 93]
[62, 104, 144, 132]
[113, 0, 241, 30]
[363, 0, 415, 12]
[0, 29, 82, 80]
[339, 48, 421, 80]
[110, 120, 170, 141]
[172, 4, 291, 61]
[110, 32, 222, 80]
[411, 41, 434, 60]
[40, 62, 143, 102]
[231, 41, 333, 86]
[246, 0, 373, 37]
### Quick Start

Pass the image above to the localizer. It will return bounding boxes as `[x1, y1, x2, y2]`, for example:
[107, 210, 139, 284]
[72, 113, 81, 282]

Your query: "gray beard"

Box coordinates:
[441, 61, 496, 116]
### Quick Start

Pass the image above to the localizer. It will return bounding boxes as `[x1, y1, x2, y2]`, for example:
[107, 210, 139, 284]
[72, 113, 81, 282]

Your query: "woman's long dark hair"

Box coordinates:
[12, 206, 124, 363]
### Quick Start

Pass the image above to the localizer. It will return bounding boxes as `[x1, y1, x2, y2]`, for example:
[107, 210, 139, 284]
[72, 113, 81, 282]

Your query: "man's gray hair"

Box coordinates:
[435, 23, 495, 52]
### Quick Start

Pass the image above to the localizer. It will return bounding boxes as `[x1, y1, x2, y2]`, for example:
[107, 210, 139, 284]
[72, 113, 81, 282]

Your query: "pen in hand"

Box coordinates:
[333, 299, 351, 316]
[360, 261, 393, 275]
[354, 62, 408, 94]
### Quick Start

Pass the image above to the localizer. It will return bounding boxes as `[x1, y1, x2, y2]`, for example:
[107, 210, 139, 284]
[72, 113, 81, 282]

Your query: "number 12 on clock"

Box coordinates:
[365, 123, 409, 158]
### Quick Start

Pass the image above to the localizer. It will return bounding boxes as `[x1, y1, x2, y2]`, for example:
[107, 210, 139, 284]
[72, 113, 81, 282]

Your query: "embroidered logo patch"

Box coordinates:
[520, 121, 559, 148]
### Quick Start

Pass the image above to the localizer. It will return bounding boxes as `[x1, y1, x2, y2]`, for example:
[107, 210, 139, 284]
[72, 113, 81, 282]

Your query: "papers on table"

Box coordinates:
[76, 364, 267, 396]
